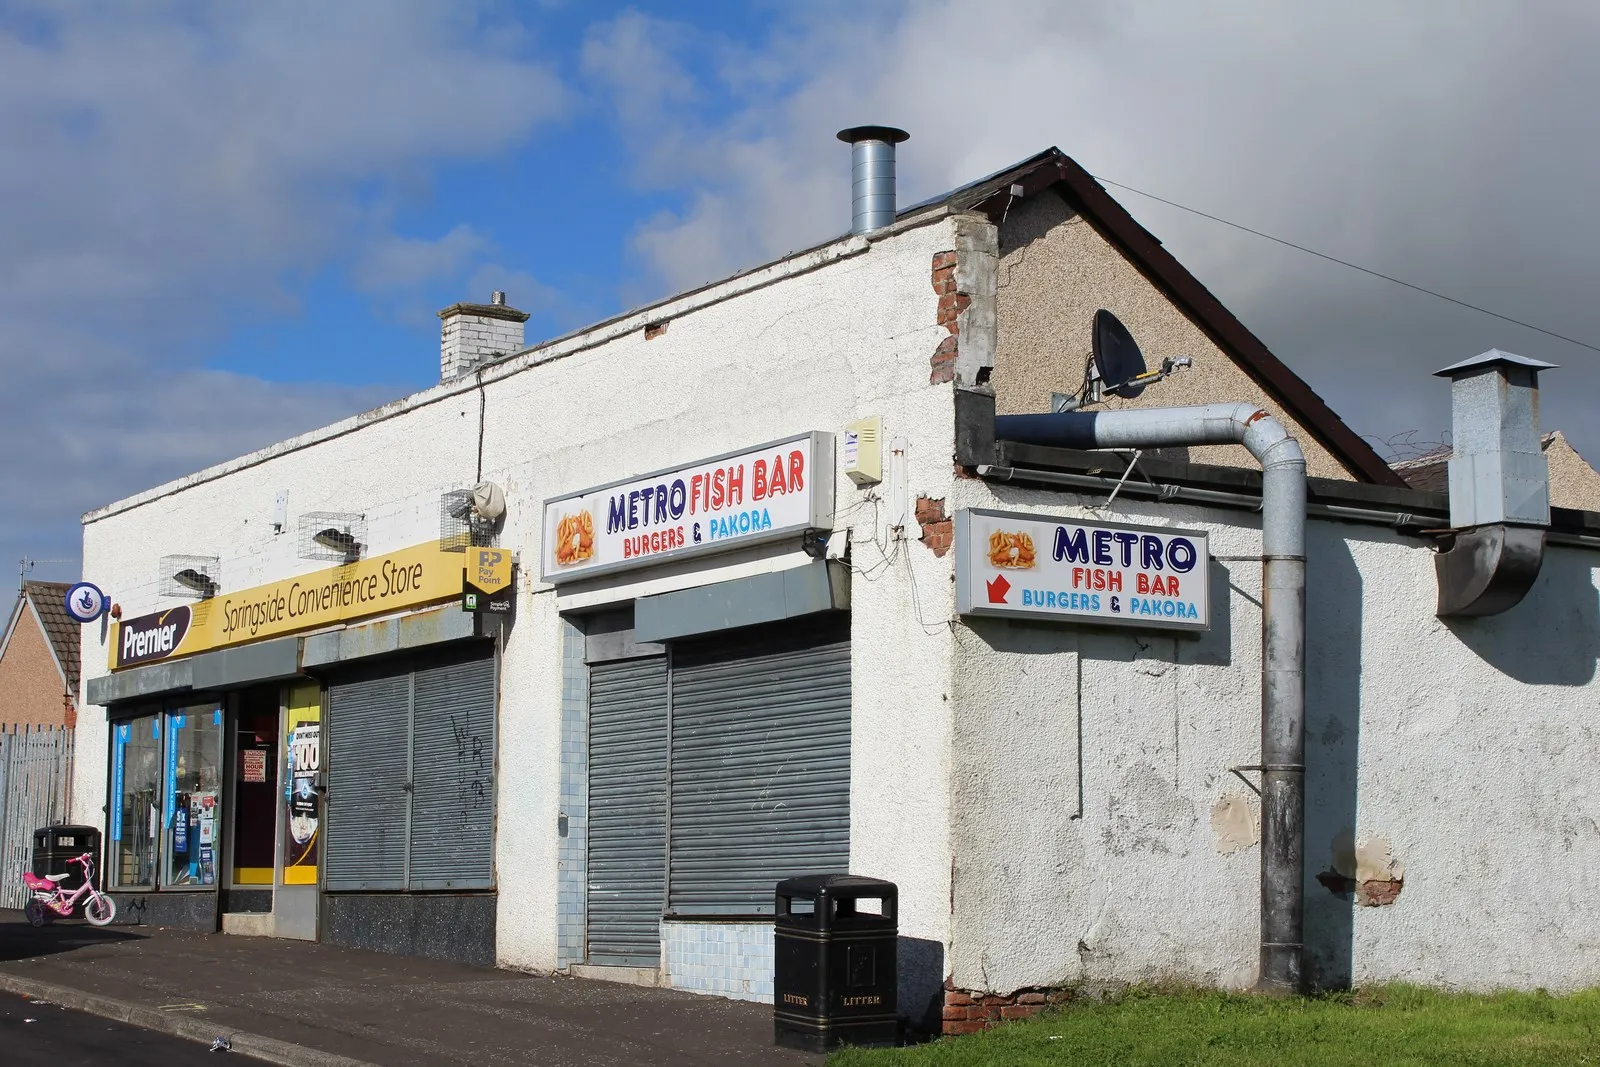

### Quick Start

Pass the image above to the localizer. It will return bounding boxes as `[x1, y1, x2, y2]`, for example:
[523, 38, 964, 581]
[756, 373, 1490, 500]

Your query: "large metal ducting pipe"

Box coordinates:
[992, 403, 1308, 994]
[1431, 349, 1555, 616]
[837, 126, 910, 234]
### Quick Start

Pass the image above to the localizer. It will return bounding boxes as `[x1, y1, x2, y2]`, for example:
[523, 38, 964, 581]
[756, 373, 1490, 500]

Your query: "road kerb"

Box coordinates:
[0, 971, 381, 1067]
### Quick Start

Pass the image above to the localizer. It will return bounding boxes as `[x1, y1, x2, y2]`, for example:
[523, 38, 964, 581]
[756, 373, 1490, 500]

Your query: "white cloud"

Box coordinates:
[352, 226, 493, 293]
[0, 1, 569, 571]
[586, 0, 1600, 462]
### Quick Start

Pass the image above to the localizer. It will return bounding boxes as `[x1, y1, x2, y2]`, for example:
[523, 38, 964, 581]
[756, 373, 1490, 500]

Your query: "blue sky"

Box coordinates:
[5, 1, 1599, 584]
[195, 2, 786, 392]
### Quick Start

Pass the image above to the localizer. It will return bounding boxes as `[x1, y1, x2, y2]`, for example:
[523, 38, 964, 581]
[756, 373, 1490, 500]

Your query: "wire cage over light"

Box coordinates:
[439, 485, 503, 553]
[159, 555, 220, 599]
[298, 512, 366, 563]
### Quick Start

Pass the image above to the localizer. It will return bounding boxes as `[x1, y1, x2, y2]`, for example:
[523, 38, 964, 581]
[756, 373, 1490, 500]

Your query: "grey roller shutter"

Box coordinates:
[324, 643, 496, 893]
[326, 667, 410, 891]
[586, 656, 669, 965]
[409, 649, 497, 890]
[668, 615, 850, 915]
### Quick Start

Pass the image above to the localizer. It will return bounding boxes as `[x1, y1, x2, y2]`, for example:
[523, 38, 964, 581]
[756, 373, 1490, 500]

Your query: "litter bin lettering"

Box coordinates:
[774, 874, 898, 1051]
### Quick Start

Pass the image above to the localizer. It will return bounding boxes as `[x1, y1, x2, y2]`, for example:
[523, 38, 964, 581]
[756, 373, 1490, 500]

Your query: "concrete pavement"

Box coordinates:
[0, 910, 825, 1066]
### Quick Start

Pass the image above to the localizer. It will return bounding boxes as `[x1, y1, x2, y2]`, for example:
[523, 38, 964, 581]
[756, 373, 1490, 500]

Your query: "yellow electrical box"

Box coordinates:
[843, 416, 883, 486]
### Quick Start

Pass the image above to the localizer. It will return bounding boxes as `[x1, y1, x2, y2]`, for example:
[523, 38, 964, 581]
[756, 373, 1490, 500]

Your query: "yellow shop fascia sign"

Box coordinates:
[111, 542, 463, 670]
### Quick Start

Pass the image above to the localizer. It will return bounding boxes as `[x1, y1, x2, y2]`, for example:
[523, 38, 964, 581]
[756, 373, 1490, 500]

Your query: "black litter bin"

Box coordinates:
[33, 825, 101, 891]
[774, 874, 898, 1051]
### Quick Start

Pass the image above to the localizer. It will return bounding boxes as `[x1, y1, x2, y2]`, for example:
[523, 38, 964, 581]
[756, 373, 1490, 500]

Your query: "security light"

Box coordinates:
[172, 568, 217, 599]
[312, 527, 362, 561]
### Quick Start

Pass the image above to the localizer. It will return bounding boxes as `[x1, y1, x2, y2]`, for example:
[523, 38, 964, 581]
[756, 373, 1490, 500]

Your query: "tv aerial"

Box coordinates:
[1052, 309, 1192, 412]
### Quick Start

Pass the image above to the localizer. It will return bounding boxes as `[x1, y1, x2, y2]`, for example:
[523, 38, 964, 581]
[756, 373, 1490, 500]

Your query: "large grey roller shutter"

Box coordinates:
[326, 666, 410, 891]
[409, 649, 497, 890]
[668, 615, 850, 914]
[586, 656, 669, 965]
[325, 643, 496, 893]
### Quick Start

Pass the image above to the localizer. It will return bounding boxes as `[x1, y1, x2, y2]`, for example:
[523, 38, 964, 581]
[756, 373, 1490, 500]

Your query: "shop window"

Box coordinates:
[162, 705, 224, 887]
[108, 703, 224, 891]
[109, 712, 162, 888]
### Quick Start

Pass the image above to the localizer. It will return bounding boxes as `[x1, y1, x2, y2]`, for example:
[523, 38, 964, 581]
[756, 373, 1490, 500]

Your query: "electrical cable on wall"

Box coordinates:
[1091, 173, 1600, 355]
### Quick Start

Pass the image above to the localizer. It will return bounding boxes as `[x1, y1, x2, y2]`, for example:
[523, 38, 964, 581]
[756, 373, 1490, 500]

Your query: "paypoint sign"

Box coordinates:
[954, 508, 1209, 631]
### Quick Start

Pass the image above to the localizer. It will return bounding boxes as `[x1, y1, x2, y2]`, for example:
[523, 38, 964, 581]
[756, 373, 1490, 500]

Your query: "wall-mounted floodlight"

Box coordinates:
[172, 568, 217, 599]
[312, 527, 362, 562]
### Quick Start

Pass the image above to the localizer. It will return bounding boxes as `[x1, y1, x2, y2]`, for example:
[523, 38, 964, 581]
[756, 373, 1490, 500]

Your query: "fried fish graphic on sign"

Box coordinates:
[554, 510, 595, 566]
[987, 529, 1037, 569]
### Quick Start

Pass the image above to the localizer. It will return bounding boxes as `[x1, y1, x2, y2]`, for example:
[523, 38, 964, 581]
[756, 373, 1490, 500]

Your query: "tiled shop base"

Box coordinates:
[663, 921, 774, 1003]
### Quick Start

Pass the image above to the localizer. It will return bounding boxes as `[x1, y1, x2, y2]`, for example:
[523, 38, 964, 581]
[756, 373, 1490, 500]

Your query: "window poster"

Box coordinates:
[282, 685, 322, 885]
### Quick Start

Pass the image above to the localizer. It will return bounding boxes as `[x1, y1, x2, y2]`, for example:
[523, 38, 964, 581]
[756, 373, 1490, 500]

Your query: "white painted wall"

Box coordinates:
[944, 478, 1600, 994]
[76, 216, 965, 986]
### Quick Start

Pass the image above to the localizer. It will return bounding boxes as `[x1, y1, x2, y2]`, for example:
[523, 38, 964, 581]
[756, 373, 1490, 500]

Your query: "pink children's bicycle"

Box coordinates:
[23, 852, 116, 927]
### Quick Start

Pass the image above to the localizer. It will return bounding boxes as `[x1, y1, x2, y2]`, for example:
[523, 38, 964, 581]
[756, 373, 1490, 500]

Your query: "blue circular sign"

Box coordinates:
[64, 582, 107, 623]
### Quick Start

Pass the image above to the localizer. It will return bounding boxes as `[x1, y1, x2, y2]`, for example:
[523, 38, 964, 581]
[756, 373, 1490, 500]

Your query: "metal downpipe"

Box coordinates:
[994, 403, 1307, 993]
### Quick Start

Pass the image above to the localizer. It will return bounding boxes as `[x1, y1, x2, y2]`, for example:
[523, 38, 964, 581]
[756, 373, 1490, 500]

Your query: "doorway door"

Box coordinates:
[230, 690, 280, 904]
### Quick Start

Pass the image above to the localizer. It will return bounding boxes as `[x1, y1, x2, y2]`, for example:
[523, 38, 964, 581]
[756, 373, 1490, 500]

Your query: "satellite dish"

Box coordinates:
[470, 481, 506, 522]
[1092, 309, 1148, 400]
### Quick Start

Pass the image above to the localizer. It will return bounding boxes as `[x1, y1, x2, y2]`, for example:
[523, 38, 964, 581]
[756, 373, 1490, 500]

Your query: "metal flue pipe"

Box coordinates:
[836, 126, 909, 234]
[994, 403, 1308, 994]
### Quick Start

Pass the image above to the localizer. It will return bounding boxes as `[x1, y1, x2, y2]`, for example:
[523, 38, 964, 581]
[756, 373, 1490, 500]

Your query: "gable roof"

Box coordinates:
[911, 149, 1407, 487]
[0, 582, 79, 699]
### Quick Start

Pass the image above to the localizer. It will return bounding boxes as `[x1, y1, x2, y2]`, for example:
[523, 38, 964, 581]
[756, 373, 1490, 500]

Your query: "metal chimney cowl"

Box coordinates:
[837, 126, 909, 235]
[1432, 349, 1558, 617]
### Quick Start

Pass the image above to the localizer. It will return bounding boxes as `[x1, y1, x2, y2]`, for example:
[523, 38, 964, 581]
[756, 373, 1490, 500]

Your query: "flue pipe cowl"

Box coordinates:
[837, 126, 909, 234]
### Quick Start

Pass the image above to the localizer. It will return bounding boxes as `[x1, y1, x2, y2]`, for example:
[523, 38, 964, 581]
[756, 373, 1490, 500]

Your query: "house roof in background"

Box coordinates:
[1390, 432, 1578, 495]
[18, 582, 78, 698]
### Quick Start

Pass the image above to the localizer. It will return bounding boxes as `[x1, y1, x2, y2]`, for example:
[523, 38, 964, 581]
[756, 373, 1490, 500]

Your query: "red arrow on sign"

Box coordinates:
[986, 574, 1011, 604]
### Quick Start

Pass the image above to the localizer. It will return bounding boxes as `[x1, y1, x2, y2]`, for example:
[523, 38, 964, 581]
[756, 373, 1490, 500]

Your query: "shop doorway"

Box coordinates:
[227, 688, 280, 914]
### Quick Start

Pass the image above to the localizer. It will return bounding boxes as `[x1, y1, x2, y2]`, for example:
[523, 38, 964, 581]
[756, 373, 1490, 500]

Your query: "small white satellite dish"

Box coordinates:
[471, 482, 505, 522]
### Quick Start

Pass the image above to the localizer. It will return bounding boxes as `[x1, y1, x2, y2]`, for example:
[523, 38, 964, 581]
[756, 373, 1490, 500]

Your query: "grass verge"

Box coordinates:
[829, 985, 1600, 1066]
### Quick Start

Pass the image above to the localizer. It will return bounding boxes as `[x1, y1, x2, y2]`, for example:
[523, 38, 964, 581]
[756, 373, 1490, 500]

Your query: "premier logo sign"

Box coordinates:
[116, 605, 192, 668]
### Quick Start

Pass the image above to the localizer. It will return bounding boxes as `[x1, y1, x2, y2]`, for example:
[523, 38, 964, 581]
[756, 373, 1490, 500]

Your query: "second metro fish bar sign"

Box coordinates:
[954, 508, 1209, 631]
[540, 432, 835, 583]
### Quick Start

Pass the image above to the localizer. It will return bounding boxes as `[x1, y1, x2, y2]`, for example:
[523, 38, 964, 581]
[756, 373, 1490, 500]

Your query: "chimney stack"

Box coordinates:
[438, 293, 530, 381]
[836, 126, 909, 234]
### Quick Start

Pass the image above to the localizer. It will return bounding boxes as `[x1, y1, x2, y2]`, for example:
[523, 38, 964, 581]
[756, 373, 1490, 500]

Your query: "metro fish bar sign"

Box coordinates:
[111, 541, 464, 669]
[541, 432, 835, 583]
[955, 508, 1209, 630]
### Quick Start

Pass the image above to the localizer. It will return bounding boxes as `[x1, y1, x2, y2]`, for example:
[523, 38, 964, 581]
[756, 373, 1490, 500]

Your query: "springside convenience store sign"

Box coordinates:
[541, 432, 835, 583]
[110, 541, 463, 670]
[955, 508, 1210, 631]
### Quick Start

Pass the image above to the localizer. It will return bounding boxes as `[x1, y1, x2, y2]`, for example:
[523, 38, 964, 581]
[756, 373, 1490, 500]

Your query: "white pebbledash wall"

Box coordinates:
[942, 479, 1600, 997]
[76, 213, 966, 981]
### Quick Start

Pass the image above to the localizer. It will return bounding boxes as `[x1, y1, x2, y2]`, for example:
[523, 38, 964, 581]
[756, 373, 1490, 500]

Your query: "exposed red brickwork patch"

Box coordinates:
[930, 251, 965, 384]
[1316, 870, 1404, 906]
[941, 979, 1076, 1035]
[916, 496, 952, 557]
[644, 321, 668, 340]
